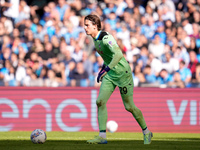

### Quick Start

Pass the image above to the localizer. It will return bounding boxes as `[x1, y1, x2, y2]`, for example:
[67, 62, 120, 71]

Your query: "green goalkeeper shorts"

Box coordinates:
[98, 76, 134, 103]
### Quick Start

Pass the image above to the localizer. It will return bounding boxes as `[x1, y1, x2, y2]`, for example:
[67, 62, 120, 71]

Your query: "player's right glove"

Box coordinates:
[97, 65, 110, 83]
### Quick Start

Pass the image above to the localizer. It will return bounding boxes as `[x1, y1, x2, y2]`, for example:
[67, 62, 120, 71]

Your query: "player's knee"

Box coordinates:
[125, 105, 133, 113]
[96, 98, 106, 107]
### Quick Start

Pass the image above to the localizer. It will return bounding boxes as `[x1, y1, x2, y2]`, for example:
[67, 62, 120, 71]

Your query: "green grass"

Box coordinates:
[0, 131, 200, 150]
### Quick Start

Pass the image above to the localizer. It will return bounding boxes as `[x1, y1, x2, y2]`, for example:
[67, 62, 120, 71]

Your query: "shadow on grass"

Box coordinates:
[0, 138, 200, 150]
[1, 139, 200, 150]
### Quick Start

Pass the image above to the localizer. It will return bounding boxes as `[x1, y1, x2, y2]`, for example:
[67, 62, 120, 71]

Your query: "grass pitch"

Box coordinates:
[0, 131, 199, 150]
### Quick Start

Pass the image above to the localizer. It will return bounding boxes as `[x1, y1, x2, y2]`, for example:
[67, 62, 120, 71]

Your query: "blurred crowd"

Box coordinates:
[0, 0, 200, 88]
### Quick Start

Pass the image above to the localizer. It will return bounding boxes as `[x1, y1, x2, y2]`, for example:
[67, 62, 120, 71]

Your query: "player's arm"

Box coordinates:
[97, 35, 123, 83]
[103, 35, 123, 69]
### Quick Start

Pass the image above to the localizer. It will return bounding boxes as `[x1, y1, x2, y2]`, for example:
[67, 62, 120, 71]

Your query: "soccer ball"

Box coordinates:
[106, 120, 118, 133]
[30, 129, 47, 144]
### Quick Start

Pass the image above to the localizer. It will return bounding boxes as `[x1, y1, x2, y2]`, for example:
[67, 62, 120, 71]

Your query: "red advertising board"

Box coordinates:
[0, 87, 199, 133]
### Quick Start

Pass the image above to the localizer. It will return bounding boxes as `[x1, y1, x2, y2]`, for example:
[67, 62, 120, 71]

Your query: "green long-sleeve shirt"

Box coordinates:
[93, 31, 133, 87]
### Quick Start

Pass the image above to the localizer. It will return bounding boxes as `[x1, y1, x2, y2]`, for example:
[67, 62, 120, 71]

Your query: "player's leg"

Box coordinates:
[87, 78, 116, 144]
[119, 83, 153, 144]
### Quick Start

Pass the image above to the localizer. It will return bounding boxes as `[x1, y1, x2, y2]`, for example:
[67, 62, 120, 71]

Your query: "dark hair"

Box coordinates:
[180, 60, 185, 65]
[145, 65, 151, 68]
[84, 14, 101, 31]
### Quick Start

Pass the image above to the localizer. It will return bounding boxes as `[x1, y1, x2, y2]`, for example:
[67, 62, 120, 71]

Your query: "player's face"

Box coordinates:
[84, 19, 97, 36]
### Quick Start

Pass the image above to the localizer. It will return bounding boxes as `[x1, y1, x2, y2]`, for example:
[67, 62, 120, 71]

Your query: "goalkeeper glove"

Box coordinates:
[97, 66, 110, 83]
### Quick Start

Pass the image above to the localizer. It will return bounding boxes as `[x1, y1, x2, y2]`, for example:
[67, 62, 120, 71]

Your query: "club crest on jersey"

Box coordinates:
[109, 41, 112, 45]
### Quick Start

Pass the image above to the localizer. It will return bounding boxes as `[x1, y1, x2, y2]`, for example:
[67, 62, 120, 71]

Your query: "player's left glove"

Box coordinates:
[97, 66, 110, 83]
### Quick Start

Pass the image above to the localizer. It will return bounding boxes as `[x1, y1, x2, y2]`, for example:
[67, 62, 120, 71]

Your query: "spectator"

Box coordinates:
[148, 53, 162, 77]
[193, 10, 200, 25]
[103, 2, 117, 17]
[82, 36, 95, 56]
[145, 2, 159, 21]
[127, 17, 136, 33]
[188, 50, 198, 80]
[117, 38, 127, 53]
[44, 69, 59, 87]
[72, 42, 83, 63]
[115, 0, 127, 18]
[15, 59, 26, 86]
[141, 16, 157, 40]
[1, 47, 11, 62]
[124, 0, 134, 14]
[152, 22, 167, 44]
[105, 12, 119, 30]
[56, 0, 70, 21]
[3, 63, 16, 86]
[62, 49, 76, 83]
[51, 35, 60, 56]
[25, 30, 34, 51]
[148, 35, 165, 58]
[81, 0, 97, 16]
[161, 0, 176, 14]
[39, 65, 48, 80]
[31, 60, 42, 77]
[51, 62, 66, 86]
[1, 35, 12, 50]
[69, 61, 89, 87]
[189, 23, 200, 39]
[34, 24, 47, 42]
[23, 67, 33, 86]
[0, 60, 12, 82]
[31, 38, 44, 53]
[10, 52, 18, 68]
[2, 0, 19, 21]
[162, 52, 179, 74]
[182, 18, 193, 36]
[174, 10, 182, 28]
[132, 5, 142, 23]
[168, 72, 185, 88]
[116, 22, 131, 50]
[177, 60, 192, 84]
[187, 37, 199, 54]
[195, 63, 200, 83]
[38, 42, 56, 67]
[174, 46, 190, 66]
[159, 3, 175, 22]
[139, 46, 149, 69]
[0, 22, 5, 44]
[133, 64, 146, 84]
[15, 0, 30, 25]
[29, 72, 43, 87]
[144, 65, 157, 83]
[68, 9, 80, 28]
[0, 15, 13, 34]
[126, 37, 140, 63]
[82, 51, 93, 77]
[24, 19, 37, 34]
[157, 69, 173, 85]
[12, 37, 28, 54]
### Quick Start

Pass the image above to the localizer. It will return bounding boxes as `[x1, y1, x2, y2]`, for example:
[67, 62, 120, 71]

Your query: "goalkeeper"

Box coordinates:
[84, 14, 153, 144]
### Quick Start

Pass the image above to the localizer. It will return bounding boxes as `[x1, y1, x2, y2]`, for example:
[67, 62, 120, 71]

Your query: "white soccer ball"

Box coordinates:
[106, 120, 118, 133]
[30, 129, 47, 144]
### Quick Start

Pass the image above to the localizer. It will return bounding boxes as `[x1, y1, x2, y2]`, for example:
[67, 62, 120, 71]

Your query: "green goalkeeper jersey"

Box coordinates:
[93, 31, 133, 87]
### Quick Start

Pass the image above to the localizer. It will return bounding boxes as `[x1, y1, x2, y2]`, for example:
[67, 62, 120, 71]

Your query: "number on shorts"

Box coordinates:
[119, 86, 127, 94]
